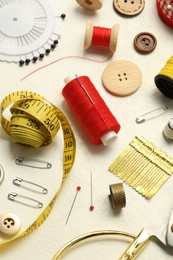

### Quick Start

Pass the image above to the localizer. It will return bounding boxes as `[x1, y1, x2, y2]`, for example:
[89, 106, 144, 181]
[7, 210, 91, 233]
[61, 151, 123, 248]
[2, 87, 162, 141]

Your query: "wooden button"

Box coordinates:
[102, 60, 142, 96]
[113, 0, 145, 16]
[76, 0, 103, 10]
[134, 32, 157, 53]
[0, 212, 21, 236]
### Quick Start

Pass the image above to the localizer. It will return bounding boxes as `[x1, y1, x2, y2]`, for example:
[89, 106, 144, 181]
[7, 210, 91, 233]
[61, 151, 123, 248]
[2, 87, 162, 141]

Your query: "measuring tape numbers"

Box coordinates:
[0, 91, 76, 246]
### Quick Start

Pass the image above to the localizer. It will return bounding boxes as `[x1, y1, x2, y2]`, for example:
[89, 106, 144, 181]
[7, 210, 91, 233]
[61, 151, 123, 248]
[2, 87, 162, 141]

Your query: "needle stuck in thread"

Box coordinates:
[65, 186, 81, 225]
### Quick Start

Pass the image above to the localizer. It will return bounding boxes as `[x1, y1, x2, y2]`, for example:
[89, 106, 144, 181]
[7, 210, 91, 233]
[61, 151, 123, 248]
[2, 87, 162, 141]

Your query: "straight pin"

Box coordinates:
[89, 171, 94, 211]
[65, 186, 81, 225]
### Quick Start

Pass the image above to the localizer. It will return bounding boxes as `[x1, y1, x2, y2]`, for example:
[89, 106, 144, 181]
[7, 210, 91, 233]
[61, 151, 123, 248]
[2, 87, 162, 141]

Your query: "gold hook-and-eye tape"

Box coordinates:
[0, 91, 76, 246]
[109, 183, 126, 209]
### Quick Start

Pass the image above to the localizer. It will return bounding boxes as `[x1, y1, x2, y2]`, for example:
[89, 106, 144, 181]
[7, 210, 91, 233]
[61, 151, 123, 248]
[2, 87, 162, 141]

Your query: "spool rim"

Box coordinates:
[109, 24, 119, 53]
[76, 0, 103, 10]
[84, 20, 93, 49]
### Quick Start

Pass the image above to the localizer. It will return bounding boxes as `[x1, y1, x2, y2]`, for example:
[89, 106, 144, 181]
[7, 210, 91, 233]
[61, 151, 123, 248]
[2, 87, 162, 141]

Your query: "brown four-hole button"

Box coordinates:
[134, 32, 157, 53]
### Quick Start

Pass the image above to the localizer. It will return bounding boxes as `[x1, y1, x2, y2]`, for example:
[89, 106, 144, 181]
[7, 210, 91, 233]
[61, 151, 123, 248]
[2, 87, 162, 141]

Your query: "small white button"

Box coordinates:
[0, 212, 21, 236]
[167, 4, 172, 9]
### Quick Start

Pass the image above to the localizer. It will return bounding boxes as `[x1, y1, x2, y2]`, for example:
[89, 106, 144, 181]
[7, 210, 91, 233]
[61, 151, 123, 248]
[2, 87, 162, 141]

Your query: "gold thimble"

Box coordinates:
[109, 183, 126, 209]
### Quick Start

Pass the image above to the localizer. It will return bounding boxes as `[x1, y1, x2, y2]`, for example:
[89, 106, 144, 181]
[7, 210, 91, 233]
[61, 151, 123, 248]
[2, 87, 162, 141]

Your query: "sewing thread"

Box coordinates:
[62, 75, 121, 145]
[84, 21, 119, 53]
[155, 56, 173, 98]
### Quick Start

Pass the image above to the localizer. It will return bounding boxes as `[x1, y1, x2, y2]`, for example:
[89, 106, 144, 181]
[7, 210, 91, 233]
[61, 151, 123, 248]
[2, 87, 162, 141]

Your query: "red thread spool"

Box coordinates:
[84, 21, 119, 53]
[62, 75, 121, 145]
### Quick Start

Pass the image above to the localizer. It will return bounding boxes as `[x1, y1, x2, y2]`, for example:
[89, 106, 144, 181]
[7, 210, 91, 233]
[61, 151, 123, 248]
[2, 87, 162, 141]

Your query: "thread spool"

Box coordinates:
[155, 56, 173, 98]
[84, 21, 119, 54]
[76, 0, 103, 10]
[163, 119, 173, 142]
[62, 75, 121, 145]
[109, 183, 126, 210]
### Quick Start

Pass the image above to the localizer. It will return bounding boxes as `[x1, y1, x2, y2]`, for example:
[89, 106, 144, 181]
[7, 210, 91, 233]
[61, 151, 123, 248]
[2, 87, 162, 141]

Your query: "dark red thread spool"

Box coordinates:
[62, 75, 121, 145]
[84, 21, 119, 53]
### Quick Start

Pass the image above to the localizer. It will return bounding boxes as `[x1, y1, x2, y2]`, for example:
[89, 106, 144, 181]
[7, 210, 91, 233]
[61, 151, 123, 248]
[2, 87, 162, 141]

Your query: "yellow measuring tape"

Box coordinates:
[0, 91, 76, 246]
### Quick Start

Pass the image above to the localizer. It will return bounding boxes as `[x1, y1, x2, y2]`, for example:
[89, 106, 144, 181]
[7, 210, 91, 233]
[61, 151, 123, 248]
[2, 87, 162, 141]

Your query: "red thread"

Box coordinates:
[62, 76, 121, 145]
[20, 55, 113, 81]
[92, 26, 111, 47]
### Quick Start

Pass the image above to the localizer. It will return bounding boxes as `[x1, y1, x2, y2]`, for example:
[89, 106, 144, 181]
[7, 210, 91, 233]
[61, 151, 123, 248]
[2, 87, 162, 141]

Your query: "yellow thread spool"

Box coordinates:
[155, 56, 173, 98]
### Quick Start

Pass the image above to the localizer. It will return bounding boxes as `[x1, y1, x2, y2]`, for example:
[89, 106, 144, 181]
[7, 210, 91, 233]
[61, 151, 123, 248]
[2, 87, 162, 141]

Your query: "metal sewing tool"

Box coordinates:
[65, 186, 81, 225]
[75, 74, 94, 104]
[8, 192, 43, 209]
[15, 157, 52, 169]
[135, 105, 168, 124]
[119, 205, 173, 259]
[89, 171, 94, 211]
[109, 135, 173, 198]
[109, 183, 126, 209]
[0, 164, 5, 184]
[13, 177, 48, 194]
[53, 206, 173, 259]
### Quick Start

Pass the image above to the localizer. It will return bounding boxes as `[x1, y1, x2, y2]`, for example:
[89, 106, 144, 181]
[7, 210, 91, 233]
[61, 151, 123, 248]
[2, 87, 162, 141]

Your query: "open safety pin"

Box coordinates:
[13, 177, 48, 194]
[15, 157, 52, 169]
[135, 105, 168, 124]
[8, 192, 43, 209]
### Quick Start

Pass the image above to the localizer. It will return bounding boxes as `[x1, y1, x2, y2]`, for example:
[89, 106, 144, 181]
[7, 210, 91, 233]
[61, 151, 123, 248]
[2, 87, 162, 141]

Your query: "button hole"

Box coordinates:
[119, 78, 122, 81]
[118, 74, 121, 77]
[125, 77, 128, 80]
[123, 73, 126, 76]
[131, 1, 134, 3]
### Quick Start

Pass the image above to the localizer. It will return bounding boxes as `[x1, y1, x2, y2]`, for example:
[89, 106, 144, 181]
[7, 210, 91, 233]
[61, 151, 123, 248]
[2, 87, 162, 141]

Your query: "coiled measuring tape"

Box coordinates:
[0, 91, 76, 246]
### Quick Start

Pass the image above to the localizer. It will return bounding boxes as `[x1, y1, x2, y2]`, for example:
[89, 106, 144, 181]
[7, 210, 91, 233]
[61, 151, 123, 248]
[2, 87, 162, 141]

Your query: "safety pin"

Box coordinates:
[0, 164, 5, 184]
[135, 105, 169, 124]
[13, 177, 48, 194]
[8, 192, 43, 209]
[15, 157, 52, 169]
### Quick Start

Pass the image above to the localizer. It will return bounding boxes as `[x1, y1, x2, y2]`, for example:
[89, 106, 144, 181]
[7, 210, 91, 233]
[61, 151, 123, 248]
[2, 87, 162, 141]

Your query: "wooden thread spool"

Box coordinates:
[84, 21, 119, 54]
[163, 118, 173, 142]
[63, 75, 121, 145]
[76, 0, 103, 10]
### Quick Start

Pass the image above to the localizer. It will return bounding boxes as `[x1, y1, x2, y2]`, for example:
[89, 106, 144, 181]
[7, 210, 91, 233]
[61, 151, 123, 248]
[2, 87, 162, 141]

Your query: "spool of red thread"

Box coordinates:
[84, 21, 119, 53]
[62, 75, 121, 145]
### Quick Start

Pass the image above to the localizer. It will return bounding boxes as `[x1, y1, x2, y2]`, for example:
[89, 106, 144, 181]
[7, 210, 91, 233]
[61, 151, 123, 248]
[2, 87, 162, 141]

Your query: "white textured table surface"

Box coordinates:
[1, 0, 173, 259]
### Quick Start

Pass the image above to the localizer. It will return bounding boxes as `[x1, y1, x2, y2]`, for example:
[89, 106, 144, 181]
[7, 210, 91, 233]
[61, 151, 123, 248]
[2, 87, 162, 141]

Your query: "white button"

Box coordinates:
[167, 4, 172, 9]
[0, 212, 21, 236]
